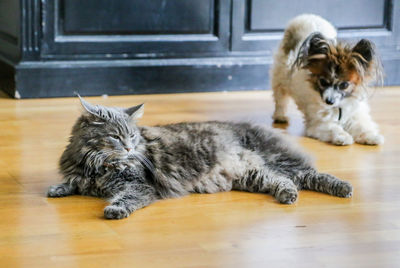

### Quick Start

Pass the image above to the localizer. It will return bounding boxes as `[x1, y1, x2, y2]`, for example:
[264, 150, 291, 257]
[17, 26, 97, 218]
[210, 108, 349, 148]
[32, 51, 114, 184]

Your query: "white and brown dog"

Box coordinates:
[271, 14, 384, 145]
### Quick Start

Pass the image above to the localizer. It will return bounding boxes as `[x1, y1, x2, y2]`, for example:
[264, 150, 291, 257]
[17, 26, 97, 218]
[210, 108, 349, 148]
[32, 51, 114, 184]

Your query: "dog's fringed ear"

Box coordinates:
[125, 103, 144, 120]
[352, 39, 374, 69]
[351, 39, 383, 85]
[293, 32, 330, 69]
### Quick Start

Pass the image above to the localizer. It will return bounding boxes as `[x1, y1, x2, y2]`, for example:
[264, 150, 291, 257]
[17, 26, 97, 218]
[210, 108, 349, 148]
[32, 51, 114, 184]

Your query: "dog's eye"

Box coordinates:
[339, 82, 349, 90]
[319, 78, 330, 87]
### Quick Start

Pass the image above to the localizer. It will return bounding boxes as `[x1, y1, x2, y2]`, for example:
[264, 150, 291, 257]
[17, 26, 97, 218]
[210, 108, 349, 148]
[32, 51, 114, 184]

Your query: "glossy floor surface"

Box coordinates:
[0, 88, 399, 267]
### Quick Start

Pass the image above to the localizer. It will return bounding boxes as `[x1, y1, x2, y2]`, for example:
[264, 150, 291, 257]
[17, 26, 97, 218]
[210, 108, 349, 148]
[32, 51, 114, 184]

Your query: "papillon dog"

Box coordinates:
[271, 14, 384, 145]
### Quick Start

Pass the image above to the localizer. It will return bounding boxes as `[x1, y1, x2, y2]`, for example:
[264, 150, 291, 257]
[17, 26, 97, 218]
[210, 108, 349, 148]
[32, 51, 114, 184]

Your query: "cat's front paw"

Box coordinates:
[104, 205, 130, 220]
[104, 161, 125, 170]
[47, 184, 71, 197]
[334, 181, 353, 198]
[355, 133, 384, 145]
[103, 161, 131, 177]
[332, 131, 354, 146]
[276, 187, 298, 204]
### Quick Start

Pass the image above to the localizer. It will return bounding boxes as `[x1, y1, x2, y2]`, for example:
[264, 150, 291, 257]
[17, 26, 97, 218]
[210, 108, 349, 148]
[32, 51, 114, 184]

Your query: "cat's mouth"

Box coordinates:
[118, 153, 130, 160]
[103, 151, 130, 162]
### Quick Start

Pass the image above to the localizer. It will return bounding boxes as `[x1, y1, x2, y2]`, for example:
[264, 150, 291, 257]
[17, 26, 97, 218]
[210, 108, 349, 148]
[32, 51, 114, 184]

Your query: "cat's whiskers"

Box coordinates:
[130, 152, 155, 177]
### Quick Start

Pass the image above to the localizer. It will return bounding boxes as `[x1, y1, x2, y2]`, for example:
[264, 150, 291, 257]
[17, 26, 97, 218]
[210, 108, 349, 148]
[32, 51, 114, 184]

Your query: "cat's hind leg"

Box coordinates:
[300, 171, 353, 198]
[47, 182, 76, 197]
[233, 169, 299, 204]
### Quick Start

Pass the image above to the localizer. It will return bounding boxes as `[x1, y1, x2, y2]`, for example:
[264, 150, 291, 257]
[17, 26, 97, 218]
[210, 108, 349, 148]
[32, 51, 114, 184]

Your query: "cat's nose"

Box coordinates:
[125, 148, 131, 152]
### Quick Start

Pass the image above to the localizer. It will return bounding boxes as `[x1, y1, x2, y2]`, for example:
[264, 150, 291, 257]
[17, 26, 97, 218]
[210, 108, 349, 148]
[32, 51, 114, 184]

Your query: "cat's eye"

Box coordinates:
[130, 134, 136, 139]
[338, 81, 349, 90]
[319, 78, 330, 87]
[110, 134, 120, 140]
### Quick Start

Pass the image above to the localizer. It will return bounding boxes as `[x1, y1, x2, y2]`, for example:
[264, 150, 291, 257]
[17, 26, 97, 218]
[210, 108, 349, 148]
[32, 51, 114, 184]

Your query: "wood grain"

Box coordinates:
[0, 88, 399, 267]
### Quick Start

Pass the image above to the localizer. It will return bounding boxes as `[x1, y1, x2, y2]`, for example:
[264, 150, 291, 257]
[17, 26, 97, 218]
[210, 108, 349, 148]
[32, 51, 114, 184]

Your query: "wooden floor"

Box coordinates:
[0, 88, 399, 268]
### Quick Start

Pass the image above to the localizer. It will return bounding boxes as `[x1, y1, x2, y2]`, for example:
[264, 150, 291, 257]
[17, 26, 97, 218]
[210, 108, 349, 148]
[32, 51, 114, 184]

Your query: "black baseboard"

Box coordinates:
[12, 57, 271, 98]
[2, 56, 400, 99]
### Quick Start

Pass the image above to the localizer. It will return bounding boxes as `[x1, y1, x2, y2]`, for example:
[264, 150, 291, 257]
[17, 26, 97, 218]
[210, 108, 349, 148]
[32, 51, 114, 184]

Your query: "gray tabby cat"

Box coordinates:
[47, 97, 353, 219]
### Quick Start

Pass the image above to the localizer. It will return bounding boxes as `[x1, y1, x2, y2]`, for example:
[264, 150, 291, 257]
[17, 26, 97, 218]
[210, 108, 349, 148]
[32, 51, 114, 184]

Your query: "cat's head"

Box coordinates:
[62, 96, 145, 174]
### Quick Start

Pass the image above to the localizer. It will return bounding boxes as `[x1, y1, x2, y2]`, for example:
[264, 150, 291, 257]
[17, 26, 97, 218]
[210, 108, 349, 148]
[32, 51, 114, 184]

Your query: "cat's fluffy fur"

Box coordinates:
[271, 14, 384, 145]
[47, 97, 352, 219]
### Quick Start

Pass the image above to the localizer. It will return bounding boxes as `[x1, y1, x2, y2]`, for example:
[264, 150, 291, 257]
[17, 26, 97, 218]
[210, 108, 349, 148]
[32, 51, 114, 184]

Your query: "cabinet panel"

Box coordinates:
[0, 0, 20, 61]
[232, 0, 396, 53]
[42, 0, 229, 58]
[63, 0, 213, 34]
[250, 0, 386, 31]
[0, 0, 19, 38]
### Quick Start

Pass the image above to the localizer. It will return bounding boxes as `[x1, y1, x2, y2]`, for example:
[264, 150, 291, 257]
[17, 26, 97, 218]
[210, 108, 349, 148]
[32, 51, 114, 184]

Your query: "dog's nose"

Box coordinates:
[325, 98, 334, 105]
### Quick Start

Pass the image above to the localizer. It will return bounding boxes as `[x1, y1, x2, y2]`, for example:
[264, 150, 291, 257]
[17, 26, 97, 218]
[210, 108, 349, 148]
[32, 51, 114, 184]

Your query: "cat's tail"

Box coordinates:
[299, 171, 353, 198]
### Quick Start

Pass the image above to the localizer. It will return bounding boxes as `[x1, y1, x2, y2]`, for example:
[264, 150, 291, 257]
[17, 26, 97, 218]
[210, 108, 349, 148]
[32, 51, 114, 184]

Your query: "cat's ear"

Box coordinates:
[125, 103, 144, 119]
[77, 94, 99, 116]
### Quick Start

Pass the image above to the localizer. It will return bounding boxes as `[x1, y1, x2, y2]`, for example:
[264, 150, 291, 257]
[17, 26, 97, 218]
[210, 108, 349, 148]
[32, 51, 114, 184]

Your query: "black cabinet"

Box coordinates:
[0, 0, 399, 98]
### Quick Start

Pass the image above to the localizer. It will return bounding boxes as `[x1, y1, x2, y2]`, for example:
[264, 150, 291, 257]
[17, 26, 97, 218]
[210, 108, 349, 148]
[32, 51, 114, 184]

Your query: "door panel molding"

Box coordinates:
[42, 0, 230, 59]
[232, 0, 398, 53]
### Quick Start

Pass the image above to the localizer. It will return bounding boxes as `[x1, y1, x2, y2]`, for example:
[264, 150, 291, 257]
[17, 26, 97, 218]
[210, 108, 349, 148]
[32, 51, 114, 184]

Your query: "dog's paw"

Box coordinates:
[104, 205, 130, 220]
[334, 181, 353, 198]
[272, 113, 289, 124]
[355, 133, 384, 145]
[332, 132, 354, 146]
[276, 187, 298, 204]
[273, 117, 289, 124]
